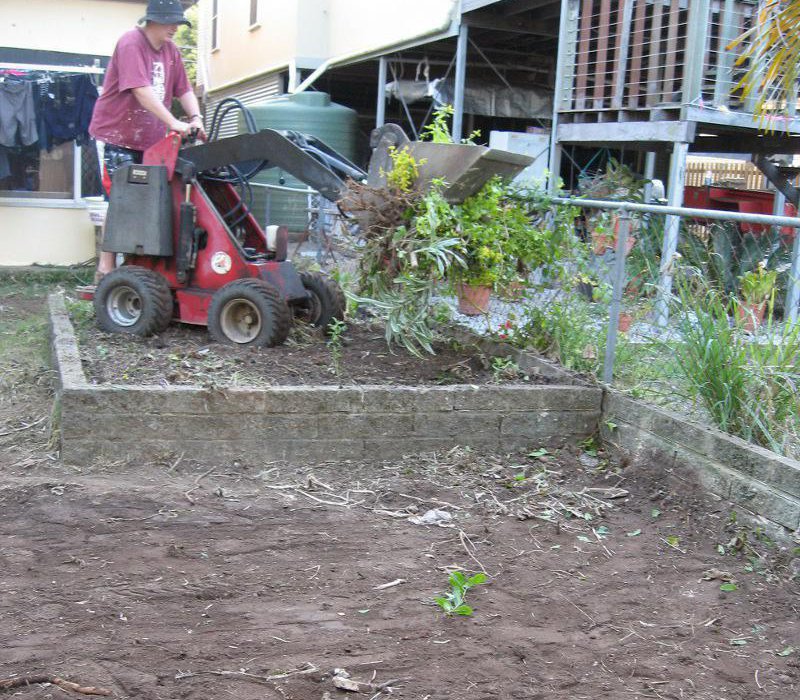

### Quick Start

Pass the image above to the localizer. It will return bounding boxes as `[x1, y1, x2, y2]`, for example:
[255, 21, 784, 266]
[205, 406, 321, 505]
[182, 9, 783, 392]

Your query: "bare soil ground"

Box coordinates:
[69, 299, 535, 387]
[1, 283, 799, 700]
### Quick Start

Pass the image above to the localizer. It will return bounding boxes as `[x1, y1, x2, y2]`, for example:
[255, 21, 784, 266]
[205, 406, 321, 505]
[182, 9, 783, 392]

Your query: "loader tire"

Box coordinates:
[94, 266, 173, 336]
[295, 271, 346, 331]
[208, 279, 291, 347]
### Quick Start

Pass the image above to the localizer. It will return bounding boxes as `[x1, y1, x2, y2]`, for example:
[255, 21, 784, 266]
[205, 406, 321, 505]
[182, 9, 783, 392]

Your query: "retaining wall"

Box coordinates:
[602, 391, 800, 533]
[49, 295, 601, 465]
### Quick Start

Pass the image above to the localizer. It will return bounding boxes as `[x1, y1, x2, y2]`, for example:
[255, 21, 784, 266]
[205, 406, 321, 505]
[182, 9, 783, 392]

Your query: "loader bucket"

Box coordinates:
[408, 142, 534, 203]
[366, 124, 535, 203]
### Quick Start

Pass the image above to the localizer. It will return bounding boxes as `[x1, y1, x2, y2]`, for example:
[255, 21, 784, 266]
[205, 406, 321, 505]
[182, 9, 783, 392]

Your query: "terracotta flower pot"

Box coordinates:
[591, 230, 636, 256]
[737, 301, 766, 332]
[457, 283, 492, 316]
[617, 312, 633, 333]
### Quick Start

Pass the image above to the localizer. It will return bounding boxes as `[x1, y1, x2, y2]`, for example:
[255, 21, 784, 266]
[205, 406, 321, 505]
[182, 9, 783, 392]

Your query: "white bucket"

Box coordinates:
[84, 196, 108, 226]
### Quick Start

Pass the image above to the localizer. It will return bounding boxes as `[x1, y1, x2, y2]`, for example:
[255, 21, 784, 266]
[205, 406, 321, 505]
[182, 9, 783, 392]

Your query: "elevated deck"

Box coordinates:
[555, 0, 800, 153]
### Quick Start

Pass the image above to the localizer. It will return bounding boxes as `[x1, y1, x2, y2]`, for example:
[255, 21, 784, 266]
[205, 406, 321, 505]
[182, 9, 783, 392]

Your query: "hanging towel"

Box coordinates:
[0, 82, 38, 147]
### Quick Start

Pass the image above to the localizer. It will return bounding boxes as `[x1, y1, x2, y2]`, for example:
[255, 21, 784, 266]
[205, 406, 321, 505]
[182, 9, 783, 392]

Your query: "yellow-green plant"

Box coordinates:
[420, 104, 481, 144]
[385, 145, 425, 192]
[453, 177, 533, 287]
[739, 262, 778, 305]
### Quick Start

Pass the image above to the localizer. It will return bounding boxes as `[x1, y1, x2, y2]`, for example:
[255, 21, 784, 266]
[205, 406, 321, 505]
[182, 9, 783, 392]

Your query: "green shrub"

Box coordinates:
[672, 272, 800, 456]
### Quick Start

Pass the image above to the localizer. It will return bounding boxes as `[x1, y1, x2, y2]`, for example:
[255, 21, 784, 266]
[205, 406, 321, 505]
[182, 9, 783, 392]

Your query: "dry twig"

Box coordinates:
[0, 675, 111, 696]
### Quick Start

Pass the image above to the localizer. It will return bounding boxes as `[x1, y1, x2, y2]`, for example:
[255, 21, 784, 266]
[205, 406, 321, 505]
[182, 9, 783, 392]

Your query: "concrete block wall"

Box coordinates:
[602, 391, 800, 533]
[50, 295, 601, 466]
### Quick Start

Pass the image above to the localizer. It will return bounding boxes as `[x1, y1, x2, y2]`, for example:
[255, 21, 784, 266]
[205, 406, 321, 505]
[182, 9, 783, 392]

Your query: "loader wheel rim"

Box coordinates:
[220, 298, 262, 344]
[107, 285, 143, 327]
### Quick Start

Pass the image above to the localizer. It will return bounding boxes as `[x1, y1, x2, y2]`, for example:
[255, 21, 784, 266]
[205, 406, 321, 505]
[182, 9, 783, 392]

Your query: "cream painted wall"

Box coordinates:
[1, 1, 143, 267]
[2, 0, 145, 58]
[294, 0, 329, 62]
[202, 0, 301, 89]
[325, 0, 457, 58]
[0, 208, 95, 266]
[199, 0, 457, 92]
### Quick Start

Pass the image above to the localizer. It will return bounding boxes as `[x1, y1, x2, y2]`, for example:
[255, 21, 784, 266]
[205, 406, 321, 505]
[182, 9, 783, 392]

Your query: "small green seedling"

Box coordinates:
[326, 318, 347, 375]
[528, 447, 549, 460]
[490, 355, 519, 381]
[434, 571, 488, 617]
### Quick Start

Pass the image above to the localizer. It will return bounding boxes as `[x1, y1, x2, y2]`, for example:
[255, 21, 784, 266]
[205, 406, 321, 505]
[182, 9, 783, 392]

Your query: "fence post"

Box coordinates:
[787, 227, 800, 326]
[603, 215, 631, 385]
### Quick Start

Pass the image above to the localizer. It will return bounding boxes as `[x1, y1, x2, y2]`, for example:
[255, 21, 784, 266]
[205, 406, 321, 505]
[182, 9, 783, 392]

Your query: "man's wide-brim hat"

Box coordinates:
[140, 0, 191, 26]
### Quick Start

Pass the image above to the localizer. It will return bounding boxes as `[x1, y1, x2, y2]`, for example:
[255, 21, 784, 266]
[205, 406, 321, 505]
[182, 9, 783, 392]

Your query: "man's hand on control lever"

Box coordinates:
[188, 114, 207, 142]
[171, 118, 206, 143]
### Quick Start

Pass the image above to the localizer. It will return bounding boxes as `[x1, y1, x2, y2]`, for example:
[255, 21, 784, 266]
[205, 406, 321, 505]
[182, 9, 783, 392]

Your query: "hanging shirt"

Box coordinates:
[0, 81, 39, 147]
[89, 28, 191, 151]
[41, 75, 99, 151]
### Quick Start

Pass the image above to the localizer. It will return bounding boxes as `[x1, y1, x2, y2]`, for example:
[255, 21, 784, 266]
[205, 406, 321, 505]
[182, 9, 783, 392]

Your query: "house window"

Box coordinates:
[211, 0, 220, 50]
[0, 70, 103, 204]
[250, 0, 259, 27]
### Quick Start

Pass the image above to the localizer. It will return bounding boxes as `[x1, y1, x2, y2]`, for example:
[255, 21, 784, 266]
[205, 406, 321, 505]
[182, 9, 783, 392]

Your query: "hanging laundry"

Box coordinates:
[0, 81, 39, 147]
[40, 75, 98, 151]
[0, 147, 10, 179]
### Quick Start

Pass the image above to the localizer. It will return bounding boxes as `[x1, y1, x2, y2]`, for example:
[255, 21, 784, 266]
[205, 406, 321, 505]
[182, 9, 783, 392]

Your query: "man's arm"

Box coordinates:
[131, 86, 191, 134]
[177, 90, 207, 139]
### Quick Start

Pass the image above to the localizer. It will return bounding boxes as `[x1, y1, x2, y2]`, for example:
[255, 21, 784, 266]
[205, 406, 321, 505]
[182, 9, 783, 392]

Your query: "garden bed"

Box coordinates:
[69, 301, 548, 388]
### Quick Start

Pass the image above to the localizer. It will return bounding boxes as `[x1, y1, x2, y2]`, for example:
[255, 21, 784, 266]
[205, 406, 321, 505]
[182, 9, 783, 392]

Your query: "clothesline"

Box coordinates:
[0, 63, 104, 75]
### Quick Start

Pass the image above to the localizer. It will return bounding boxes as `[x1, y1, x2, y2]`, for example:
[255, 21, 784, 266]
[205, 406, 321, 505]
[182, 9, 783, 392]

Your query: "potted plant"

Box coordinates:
[589, 211, 637, 256]
[452, 246, 504, 315]
[450, 178, 532, 315]
[737, 262, 777, 331]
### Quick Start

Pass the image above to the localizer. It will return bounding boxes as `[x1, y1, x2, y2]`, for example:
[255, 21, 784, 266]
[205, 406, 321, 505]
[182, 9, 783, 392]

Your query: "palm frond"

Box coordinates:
[730, 0, 800, 130]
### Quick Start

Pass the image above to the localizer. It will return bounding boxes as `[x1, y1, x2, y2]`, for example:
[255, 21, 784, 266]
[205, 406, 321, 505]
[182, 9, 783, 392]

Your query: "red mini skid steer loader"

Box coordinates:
[85, 103, 533, 349]
[86, 125, 364, 347]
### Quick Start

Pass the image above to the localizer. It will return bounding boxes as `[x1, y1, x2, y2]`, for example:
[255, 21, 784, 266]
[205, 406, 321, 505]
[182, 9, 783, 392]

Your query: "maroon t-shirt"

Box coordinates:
[89, 28, 191, 151]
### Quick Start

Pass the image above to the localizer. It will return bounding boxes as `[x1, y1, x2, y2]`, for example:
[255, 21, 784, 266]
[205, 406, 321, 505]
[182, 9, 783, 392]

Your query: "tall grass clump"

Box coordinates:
[672, 271, 800, 458]
[521, 298, 605, 375]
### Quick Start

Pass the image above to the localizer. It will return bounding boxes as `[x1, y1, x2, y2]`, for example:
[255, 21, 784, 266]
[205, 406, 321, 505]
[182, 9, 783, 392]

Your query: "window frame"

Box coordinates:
[249, 0, 260, 29]
[211, 0, 220, 52]
[0, 62, 104, 210]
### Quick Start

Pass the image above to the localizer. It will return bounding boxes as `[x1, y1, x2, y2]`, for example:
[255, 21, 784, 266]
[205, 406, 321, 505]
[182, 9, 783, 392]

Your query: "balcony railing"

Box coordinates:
[556, 0, 794, 118]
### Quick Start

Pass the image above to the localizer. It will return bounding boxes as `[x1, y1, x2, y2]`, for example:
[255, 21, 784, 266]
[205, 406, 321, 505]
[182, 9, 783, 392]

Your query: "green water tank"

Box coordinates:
[244, 92, 359, 233]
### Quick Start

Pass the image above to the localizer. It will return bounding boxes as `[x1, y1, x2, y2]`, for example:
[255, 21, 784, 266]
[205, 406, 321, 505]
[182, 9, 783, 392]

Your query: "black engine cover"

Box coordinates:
[102, 165, 173, 256]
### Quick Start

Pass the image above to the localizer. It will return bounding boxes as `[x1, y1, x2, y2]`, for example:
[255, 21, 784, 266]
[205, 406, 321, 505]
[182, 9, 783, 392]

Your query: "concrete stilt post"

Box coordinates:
[376, 57, 387, 128]
[654, 142, 688, 326]
[452, 24, 468, 143]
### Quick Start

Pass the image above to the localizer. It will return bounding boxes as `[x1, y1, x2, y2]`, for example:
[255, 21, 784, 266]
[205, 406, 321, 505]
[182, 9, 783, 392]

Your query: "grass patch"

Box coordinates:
[0, 266, 92, 299]
[0, 270, 83, 391]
